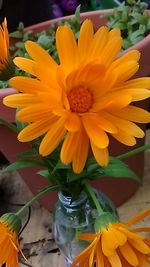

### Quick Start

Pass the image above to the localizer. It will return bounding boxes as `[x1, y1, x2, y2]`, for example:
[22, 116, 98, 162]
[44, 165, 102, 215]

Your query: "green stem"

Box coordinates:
[84, 184, 104, 215]
[16, 184, 59, 216]
[117, 144, 150, 160]
[0, 118, 19, 133]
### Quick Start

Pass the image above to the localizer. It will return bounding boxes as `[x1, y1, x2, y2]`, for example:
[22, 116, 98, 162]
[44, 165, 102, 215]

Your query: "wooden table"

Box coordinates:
[0, 130, 150, 267]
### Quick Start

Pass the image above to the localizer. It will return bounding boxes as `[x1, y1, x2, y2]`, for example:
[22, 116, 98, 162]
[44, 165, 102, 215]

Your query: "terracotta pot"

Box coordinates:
[0, 10, 150, 210]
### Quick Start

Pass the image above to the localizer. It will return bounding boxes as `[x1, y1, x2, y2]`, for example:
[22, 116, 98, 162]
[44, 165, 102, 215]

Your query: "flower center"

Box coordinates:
[68, 87, 93, 113]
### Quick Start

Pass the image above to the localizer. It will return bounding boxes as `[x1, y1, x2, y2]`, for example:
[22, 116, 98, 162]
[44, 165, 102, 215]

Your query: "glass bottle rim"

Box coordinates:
[58, 191, 87, 208]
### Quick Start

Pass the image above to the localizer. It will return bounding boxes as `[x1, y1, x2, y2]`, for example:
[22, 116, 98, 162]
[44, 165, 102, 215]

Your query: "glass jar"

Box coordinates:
[53, 189, 118, 267]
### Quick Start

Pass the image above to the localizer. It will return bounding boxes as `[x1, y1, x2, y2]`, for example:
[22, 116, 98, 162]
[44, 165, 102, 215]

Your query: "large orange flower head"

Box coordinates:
[71, 209, 150, 267]
[3, 20, 150, 173]
[0, 213, 22, 267]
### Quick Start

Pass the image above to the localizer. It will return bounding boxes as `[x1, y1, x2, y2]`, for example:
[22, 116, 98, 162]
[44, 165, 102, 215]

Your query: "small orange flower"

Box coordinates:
[0, 213, 22, 267]
[71, 209, 150, 267]
[3, 20, 150, 173]
[0, 18, 9, 70]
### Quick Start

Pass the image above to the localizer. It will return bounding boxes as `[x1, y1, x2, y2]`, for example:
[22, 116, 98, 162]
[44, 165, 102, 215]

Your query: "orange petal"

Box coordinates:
[126, 209, 150, 226]
[38, 92, 62, 109]
[114, 88, 150, 101]
[91, 142, 109, 167]
[119, 242, 139, 266]
[39, 117, 66, 156]
[3, 93, 41, 108]
[66, 63, 105, 92]
[34, 63, 59, 90]
[10, 76, 49, 94]
[132, 227, 150, 233]
[14, 57, 36, 76]
[101, 229, 115, 257]
[92, 94, 131, 112]
[101, 111, 145, 138]
[89, 26, 109, 60]
[115, 61, 139, 84]
[121, 77, 150, 89]
[65, 112, 81, 132]
[60, 132, 77, 164]
[56, 25, 78, 75]
[108, 251, 122, 267]
[110, 227, 127, 246]
[87, 113, 117, 134]
[96, 242, 104, 267]
[78, 19, 94, 62]
[112, 105, 150, 123]
[72, 127, 89, 173]
[90, 69, 118, 99]
[128, 239, 150, 254]
[16, 104, 52, 122]
[111, 129, 136, 146]
[119, 227, 144, 240]
[109, 28, 121, 39]
[79, 233, 97, 241]
[25, 41, 57, 70]
[18, 116, 57, 142]
[101, 36, 122, 67]
[82, 115, 109, 149]
[111, 50, 140, 69]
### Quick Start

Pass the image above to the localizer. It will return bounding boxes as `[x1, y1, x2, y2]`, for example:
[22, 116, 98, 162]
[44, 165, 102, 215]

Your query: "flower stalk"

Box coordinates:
[16, 184, 59, 217]
[117, 143, 150, 160]
[84, 183, 104, 215]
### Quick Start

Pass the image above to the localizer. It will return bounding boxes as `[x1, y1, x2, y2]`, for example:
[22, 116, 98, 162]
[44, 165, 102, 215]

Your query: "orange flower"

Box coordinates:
[3, 20, 150, 173]
[71, 209, 150, 267]
[0, 213, 22, 267]
[0, 18, 9, 70]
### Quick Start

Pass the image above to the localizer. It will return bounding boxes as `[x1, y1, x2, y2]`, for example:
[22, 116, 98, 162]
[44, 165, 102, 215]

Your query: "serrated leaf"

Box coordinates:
[2, 160, 45, 173]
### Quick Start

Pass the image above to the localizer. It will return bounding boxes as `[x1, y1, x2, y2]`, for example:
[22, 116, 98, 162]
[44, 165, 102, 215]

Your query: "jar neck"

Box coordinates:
[58, 191, 87, 208]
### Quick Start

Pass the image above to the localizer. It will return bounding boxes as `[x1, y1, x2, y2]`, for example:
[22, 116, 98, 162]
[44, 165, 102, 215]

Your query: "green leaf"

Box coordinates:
[0, 119, 19, 133]
[72, 5, 81, 22]
[53, 161, 71, 172]
[16, 116, 27, 131]
[18, 150, 39, 159]
[17, 22, 24, 31]
[37, 169, 51, 179]
[15, 42, 25, 49]
[67, 169, 88, 182]
[37, 35, 51, 50]
[9, 31, 23, 38]
[103, 157, 140, 182]
[2, 160, 45, 172]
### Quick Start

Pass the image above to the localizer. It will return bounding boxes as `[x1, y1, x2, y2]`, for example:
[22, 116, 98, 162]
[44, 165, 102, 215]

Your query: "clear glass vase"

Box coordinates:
[53, 189, 118, 267]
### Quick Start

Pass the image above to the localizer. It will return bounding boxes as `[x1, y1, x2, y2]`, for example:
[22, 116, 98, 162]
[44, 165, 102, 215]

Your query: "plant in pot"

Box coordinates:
[0, 13, 150, 267]
[0, 1, 150, 210]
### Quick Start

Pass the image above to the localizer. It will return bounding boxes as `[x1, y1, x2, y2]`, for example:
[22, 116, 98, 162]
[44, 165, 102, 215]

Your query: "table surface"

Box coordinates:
[0, 130, 150, 267]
